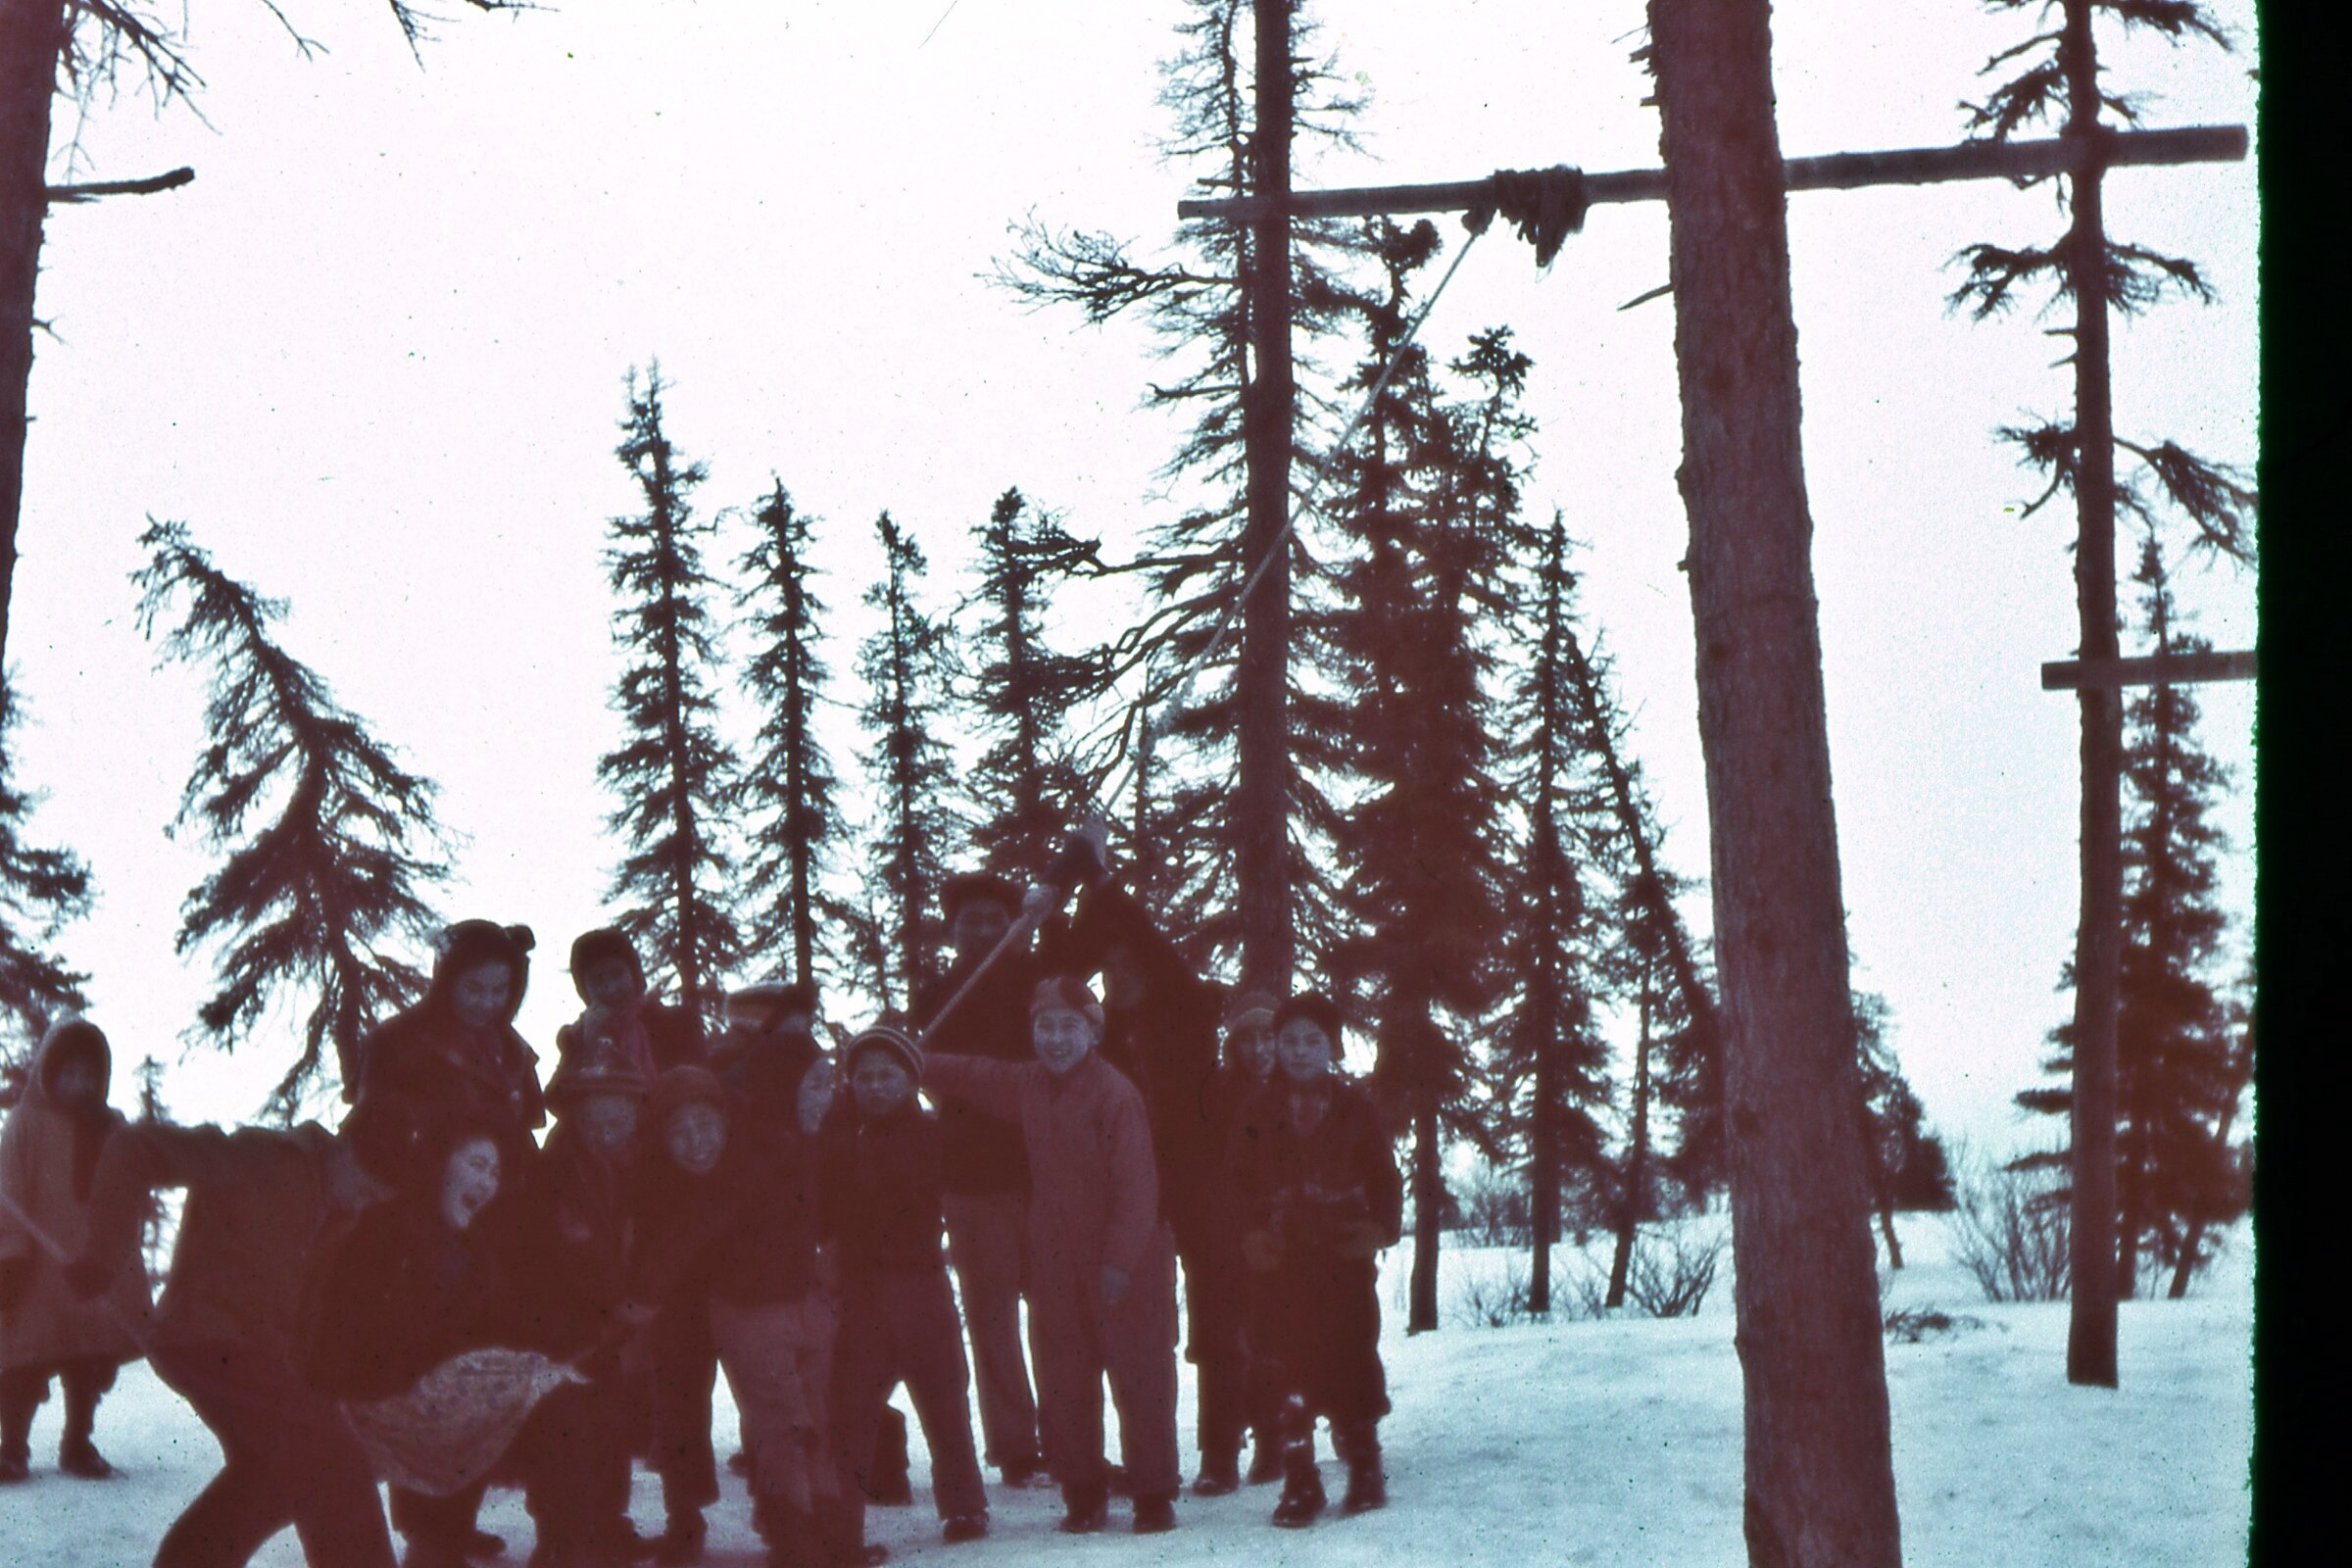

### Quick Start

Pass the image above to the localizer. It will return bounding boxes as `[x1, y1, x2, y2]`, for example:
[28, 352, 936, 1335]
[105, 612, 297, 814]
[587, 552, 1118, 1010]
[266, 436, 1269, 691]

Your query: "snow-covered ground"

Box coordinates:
[0, 1213, 2250, 1566]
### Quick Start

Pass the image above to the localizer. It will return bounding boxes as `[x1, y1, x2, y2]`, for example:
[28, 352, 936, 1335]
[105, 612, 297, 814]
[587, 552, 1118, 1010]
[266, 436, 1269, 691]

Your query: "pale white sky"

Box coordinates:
[12, 0, 2256, 1156]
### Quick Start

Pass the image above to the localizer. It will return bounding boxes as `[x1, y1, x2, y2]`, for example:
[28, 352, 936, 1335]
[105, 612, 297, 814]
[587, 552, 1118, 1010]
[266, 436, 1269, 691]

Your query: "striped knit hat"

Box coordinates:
[1029, 974, 1105, 1035]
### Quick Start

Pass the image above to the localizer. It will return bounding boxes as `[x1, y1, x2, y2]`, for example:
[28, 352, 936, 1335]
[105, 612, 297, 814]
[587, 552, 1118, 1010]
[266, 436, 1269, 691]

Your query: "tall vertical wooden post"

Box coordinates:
[2060, 0, 2124, 1389]
[1236, 0, 1297, 998]
[0, 3, 69, 689]
[1647, 1, 1902, 1561]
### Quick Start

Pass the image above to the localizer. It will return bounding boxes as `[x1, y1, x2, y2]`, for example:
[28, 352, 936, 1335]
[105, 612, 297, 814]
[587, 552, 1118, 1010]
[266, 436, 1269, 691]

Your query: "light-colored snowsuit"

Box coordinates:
[921, 1050, 1180, 1499]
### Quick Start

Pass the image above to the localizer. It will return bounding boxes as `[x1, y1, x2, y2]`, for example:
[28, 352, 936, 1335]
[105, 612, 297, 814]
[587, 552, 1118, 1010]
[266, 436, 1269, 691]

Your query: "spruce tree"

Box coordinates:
[997, 0, 1367, 988]
[1493, 514, 1614, 1315]
[1953, 0, 2254, 1386]
[131, 518, 448, 1114]
[1496, 517, 1705, 1309]
[0, 677, 90, 1072]
[1530, 528, 1723, 1203]
[2017, 535, 2249, 1296]
[599, 365, 742, 1026]
[736, 478, 848, 992]
[857, 513, 959, 1015]
[963, 487, 1102, 880]
[1850, 993, 1956, 1269]
[1326, 222, 1524, 1335]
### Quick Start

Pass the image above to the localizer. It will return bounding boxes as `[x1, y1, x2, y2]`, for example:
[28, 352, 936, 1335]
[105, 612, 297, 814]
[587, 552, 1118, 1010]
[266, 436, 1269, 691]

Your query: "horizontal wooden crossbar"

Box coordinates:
[45, 167, 195, 205]
[2041, 649, 2256, 691]
[1177, 123, 2249, 223]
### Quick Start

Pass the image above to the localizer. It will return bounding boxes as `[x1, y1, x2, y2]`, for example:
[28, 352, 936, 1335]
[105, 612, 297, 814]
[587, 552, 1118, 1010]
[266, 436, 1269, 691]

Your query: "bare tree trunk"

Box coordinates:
[1605, 969, 1654, 1311]
[1857, 1091, 1903, 1270]
[1648, 3, 1903, 1563]
[1407, 1087, 1442, 1334]
[1531, 1016, 1557, 1313]
[2058, 0, 2123, 1389]
[0, 3, 66, 684]
[1237, 0, 1297, 998]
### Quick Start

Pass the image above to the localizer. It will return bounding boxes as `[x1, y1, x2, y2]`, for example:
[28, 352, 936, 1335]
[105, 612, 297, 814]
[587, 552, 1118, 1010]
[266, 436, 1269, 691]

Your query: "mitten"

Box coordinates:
[1333, 1219, 1391, 1260]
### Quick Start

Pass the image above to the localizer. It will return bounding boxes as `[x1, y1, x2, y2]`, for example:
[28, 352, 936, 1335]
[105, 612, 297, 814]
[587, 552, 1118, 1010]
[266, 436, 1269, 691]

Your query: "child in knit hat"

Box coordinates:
[821, 1026, 990, 1546]
[1232, 993, 1403, 1529]
[920, 974, 1183, 1537]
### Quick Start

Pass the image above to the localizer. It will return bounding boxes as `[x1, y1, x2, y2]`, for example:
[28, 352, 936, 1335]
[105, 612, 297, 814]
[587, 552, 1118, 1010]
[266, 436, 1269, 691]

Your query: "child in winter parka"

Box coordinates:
[507, 1056, 654, 1567]
[821, 1025, 990, 1548]
[629, 1063, 869, 1568]
[1231, 992, 1404, 1529]
[66, 1115, 398, 1567]
[306, 1113, 537, 1568]
[0, 1017, 149, 1483]
[920, 973, 1183, 1537]
[345, 919, 546, 1187]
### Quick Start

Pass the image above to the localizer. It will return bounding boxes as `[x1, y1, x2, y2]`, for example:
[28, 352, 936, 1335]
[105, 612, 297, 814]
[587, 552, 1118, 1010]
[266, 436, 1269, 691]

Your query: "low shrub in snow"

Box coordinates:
[1624, 1218, 1727, 1317]
[1948, 1155, 2071, 1303]
[1883, 1305, 1990, 1343]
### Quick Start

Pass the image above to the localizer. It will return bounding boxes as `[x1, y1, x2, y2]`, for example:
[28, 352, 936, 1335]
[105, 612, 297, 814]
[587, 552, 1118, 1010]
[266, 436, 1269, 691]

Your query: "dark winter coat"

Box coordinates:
[629, 1121, 822, 1312]
[707, 1023, 820, 1140]
[0, 1021, 149, 1369]
[1230, 1075, 1402, 1423]
[1231, 1077, 1402, 1259]
[820, 1102, 952, 1279]
[305, 1192, 531, 1402]
[346, 929, 545, 1186]
[511, 1121, 638, 1359]
[914, 949, 1043, 1198]
[77, 1120, 354, 1362]
[1070, 884, 1226, 1252]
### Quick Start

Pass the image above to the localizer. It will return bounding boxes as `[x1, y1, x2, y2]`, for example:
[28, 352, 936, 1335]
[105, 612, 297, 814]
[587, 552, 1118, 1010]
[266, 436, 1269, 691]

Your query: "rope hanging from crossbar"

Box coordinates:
[1462, 166, 1590, 266]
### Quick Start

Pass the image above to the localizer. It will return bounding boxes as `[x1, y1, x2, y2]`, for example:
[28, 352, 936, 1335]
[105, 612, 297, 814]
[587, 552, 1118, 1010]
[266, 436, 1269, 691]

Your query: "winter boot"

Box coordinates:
[1270, 1464, 1325, 1529]
[1192, 1448, 1242, 1496]
[1245, 1435, 1283, 1487]
[1334, 1421, 1387, 1516]
[997, 1453, 1050, 1490]
[596, 1515, 659, 1563]
[941, 1512, 990, 1544]
[1104, 1462, 1134, 1497]
[1057, 1481, 1110, 1534]
[1132, 1492, 1179, 1534]
[57, 1373, 116, 1480]
[1269, 1420, 1325, 1530]
[826, 1493, 892, 1568]
[0, 1383, 35, 1483]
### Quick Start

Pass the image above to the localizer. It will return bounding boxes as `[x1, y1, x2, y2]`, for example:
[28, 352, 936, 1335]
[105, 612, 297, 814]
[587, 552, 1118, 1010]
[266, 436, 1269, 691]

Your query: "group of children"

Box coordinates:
[0, 833, 1405, 1568]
